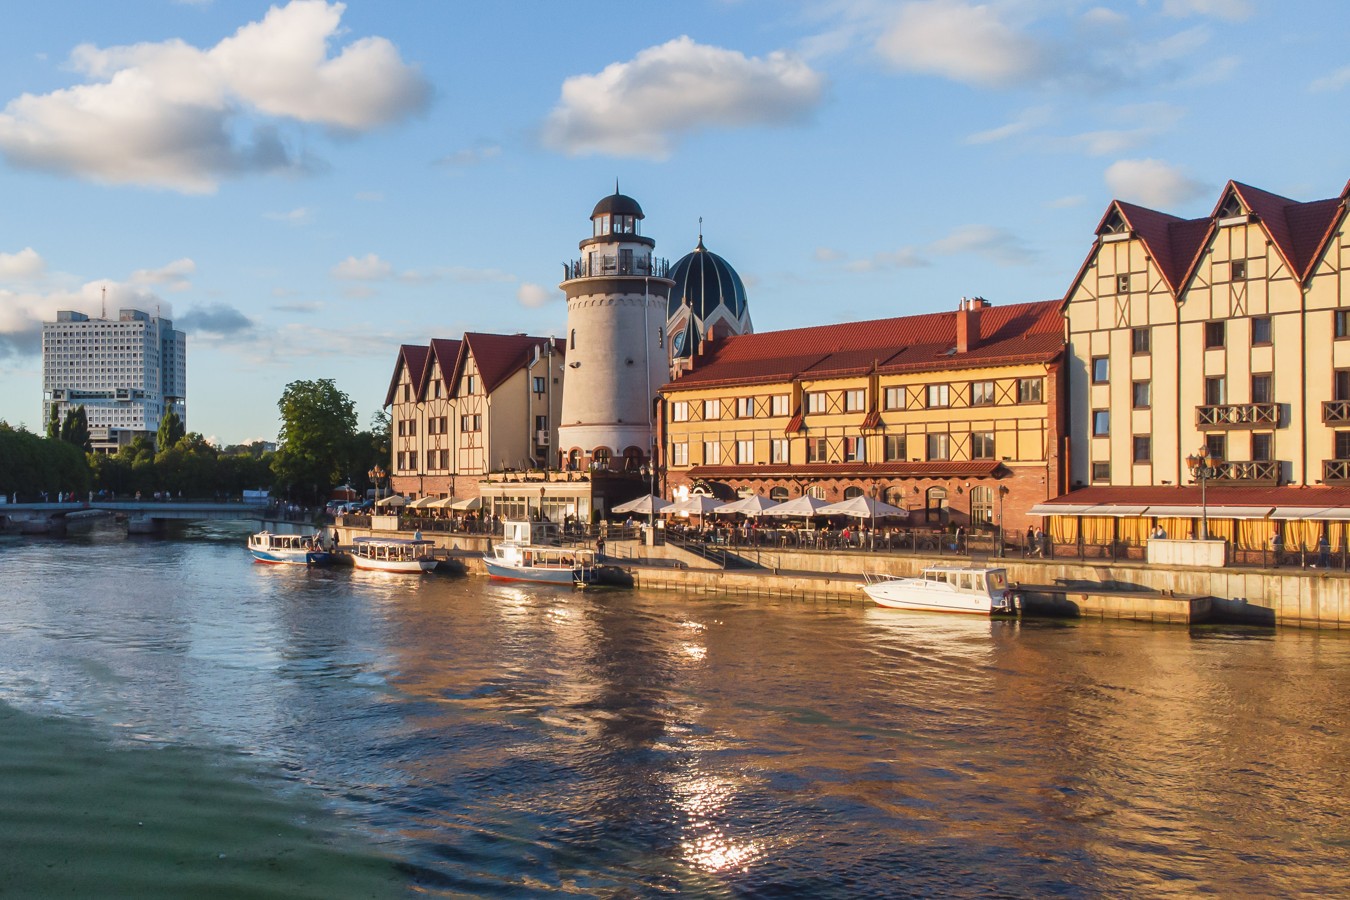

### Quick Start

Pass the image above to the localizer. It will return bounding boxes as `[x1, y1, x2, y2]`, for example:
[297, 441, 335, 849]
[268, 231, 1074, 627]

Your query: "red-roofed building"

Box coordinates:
[1056, 178, 1350, 557]
[659, 296, 1067, 535]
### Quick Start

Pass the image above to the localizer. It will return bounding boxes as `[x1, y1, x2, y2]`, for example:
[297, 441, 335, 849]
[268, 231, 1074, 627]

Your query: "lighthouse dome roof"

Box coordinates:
[591, 192, 644, 220]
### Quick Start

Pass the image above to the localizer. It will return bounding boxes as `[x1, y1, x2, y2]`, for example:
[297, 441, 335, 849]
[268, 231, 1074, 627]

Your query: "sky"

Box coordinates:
[1, 0, 1348, 445]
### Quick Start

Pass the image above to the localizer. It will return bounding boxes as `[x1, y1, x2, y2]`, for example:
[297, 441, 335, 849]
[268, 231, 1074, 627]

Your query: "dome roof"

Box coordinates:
[591, 191, 644, 220]
[666, 238, 748, 323]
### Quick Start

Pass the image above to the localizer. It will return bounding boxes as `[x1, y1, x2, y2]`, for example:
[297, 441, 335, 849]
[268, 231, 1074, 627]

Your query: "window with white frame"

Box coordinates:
[844, 389, 865, 412]
[704, 399, 721, 420]
[926, 384, 950, 408]
[737, 440, 754, 463]
[771, 438, 789, 463]
[884, 386, 905, 410]
[771, 394, 790, 416]
[736, 397, 754, 418]
[672, 442, 689, 466]
[806, 392, 828, 414]
[703, 441, 720, 464]
[671, 401, 689, 422]
[926, 433, 950, 460]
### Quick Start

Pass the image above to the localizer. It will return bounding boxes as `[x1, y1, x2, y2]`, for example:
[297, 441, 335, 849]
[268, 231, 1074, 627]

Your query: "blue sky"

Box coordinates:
[1, 0, 1347, 444]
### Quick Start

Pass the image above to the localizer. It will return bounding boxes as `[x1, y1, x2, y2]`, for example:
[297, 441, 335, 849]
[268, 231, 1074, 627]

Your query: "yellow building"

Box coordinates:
[659, 297, 1065, 534]
[1043, 179, 1350, 560]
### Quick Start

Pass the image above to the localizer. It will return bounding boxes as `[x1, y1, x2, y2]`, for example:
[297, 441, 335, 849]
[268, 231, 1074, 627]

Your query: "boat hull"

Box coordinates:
[484, 558, 595, 585]
[863, 585, 995, 615]
[351, 556, 437, 574]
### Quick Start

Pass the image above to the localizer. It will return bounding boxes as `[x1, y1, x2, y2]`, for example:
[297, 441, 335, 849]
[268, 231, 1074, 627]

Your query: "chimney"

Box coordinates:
[955, 296, 987, 353]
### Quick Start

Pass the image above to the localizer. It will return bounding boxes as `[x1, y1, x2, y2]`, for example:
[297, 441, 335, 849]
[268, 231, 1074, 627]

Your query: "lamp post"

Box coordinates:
[997, 484, 1009, 558]
[1185, 449, 1222, 540]
[368, 464, 385, 507]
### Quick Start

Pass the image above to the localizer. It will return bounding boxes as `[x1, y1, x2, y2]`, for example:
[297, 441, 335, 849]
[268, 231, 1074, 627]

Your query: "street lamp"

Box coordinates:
[997, 484, 1009, 557]
[368, 464, 386, 506]
[1185, 448, 1222, 540]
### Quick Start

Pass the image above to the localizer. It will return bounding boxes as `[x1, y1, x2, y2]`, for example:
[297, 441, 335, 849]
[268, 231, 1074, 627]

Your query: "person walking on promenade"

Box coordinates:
[596, 535, 606, 560]
[1026, 526, 1035, 557]
[1271, 530, 1283, 568]
[1318, 533, 1331, 569]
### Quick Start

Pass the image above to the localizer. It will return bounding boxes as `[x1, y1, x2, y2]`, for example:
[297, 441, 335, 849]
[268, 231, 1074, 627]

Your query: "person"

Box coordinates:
[1032, 526, 1044, 557]
[1151, 524, 1167, 540]
[954, 525, 964, 553]
[1271, 530, 1283, 568]
[1318, 533, 1331, 569]
[1039, 528, 1050, 559]
[596, 535, 606, 559]
[413, 528, 423, 541]
[1026, 526, 1036, 556]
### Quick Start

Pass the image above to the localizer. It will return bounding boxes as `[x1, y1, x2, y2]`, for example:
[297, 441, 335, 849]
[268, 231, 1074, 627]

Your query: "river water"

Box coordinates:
[2, 525, 1348, 897]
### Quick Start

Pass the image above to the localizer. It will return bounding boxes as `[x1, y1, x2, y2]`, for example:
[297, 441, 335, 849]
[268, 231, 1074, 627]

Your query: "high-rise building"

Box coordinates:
[41, 308, 186, 452]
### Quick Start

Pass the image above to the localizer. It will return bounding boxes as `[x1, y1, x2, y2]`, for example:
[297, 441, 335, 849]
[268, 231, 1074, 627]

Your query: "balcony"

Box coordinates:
[1211, 459, 1281, 484]
[1196, 403, 1279, 429]
[1324, 460, 1350, 483]
[563, 255, 669, 280]
[1323, 400, 1350, 424]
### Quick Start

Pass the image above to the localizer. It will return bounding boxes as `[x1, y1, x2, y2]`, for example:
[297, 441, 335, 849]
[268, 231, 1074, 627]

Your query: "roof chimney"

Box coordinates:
[955, 296, 988, 353]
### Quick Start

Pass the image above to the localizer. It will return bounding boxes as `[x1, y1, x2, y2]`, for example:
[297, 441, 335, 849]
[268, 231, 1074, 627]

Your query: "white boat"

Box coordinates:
[248, 531, 334, 566]
[862, 565, 1016, 615]
[350, 536, 438, 573]
[484, 519, 599, 585]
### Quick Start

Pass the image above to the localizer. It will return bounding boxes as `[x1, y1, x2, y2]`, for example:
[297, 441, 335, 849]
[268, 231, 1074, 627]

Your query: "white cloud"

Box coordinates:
[0, 278, 173, 358]
[130, 258, 195, 291]
[542, 36, 825, 159]
[1069, 102, 1185, 156]
[964, 106, 1052, 144]
[875, 1, 1048, 87]
[928, 224, 1035, 265]
[1311, 65, 1350, 93]
[814, 247, 845, 262]
[0, 0, 430, 192]
[264, 207, 313, 226]
[1081, 7, 1128, 28]
[331, 253, 392, 281]
[436, 142, 502, 168]
[0, 247, 45, 280]
[1104, 158, 1207, 208]
[1161, 0, 1253, 21]
[516, 283, 553, 309]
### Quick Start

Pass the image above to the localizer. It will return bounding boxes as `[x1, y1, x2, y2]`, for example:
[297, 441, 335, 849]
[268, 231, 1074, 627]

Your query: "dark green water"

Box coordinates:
[2, 526, 1349, 897]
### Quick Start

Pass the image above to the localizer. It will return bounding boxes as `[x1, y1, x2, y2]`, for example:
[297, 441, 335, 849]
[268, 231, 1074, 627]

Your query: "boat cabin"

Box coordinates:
[502, 519, 560, 545]
[922, 566, 1008, 595]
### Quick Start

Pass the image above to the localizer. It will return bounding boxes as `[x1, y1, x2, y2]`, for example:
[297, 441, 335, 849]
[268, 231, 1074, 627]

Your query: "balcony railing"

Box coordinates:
[1196, 402, 1279, 429]
[563, 255, 669, 280]
[1211, 459, 1281, 483]
[1323, 400, 1350, 424]
[1324, 459, 1350, 483]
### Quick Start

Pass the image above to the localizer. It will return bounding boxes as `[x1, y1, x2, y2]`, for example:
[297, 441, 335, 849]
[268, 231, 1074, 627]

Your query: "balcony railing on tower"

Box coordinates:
[1196, 403, 1279, 429]
[564, 255, 669, 280]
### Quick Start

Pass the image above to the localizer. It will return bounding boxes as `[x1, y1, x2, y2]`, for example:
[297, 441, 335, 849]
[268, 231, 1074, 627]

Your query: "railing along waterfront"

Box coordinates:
[563, 255, 670, 280]
[1196, 402, 1279, 428]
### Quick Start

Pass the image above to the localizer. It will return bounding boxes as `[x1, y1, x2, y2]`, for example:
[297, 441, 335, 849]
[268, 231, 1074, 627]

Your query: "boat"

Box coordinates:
[484, 519, 599, 585]
[862, 565, 1016, 615]
[350, 536, 438, 573]
[248, 531, 334, 566]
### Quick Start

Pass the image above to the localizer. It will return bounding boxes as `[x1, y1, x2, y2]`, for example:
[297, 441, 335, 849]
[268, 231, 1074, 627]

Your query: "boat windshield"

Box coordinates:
[987, 571, 1007, 590]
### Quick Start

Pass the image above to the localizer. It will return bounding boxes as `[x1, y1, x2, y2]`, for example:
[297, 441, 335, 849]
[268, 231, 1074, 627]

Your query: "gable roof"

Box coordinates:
[456, 332, 565, 397]
[1226, 181, 1344, 282]
[384, 344, 430, 408]
[663, 299, 1063, 391]
[416, 338, 462, 401]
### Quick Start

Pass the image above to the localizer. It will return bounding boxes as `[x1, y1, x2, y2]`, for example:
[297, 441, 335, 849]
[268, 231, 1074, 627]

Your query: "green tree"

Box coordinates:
[272, 379, 358, 504]
[156, 410, 185, 451]
[46, 404, 60, 440]
[59, 405, 90, 452]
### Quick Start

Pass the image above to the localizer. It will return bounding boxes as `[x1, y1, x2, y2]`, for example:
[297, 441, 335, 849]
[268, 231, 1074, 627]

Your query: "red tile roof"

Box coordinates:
[663, 299, 1063, 391]
[458, 332, 565, 397]
[1228, 182, 1343, 282]
[689, 461, 1003, 480]
[417, 338, 462, 400]
[384, 344, 429, 408]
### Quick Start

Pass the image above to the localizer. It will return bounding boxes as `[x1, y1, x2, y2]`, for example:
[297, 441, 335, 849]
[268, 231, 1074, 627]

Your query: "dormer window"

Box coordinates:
[1217, 194, 1243, 220]
[1099, 209, 1131, 242]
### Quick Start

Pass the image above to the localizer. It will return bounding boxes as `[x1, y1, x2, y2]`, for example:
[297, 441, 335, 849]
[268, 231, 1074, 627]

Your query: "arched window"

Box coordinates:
[570, 329, 576, 350]
[808, 485, 826, 500]
[567, 449, 581, 471]
[970, 486, 994, 525]
[843, 486, 864, 499]
[592, 447, 611, 470]
[769, 486, 789, 501]
[926, 487, 949, 524]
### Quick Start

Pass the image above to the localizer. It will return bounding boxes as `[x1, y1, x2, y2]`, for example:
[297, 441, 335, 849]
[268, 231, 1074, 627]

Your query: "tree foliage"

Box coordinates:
[156, 410, 185, 451]
[0, 422, 90, 499]
[272, 379, 359, 503]
[58, 405, 91, 452]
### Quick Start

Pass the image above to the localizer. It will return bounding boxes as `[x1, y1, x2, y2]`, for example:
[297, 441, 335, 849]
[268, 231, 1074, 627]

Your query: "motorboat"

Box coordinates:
[862, 565, 1016, 615]
[248, 531, 334, 566]
[484, 519, 599, 585]
[350, 537, 438, 573]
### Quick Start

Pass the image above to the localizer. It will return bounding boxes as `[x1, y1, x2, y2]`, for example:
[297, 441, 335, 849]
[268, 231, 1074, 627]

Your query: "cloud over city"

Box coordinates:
[542, 36, 825, 159]
[1104, 158, 1208, 208]
[0, 0, 430, 192]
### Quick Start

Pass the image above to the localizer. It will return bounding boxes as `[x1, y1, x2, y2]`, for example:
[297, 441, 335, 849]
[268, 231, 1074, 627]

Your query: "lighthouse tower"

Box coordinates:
[558, 189, 673, 473]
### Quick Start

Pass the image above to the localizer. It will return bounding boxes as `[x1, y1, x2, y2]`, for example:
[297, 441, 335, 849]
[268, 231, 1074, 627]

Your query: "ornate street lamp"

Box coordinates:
[368, 464, 386, 505]
[1185, 449, 1222, 540]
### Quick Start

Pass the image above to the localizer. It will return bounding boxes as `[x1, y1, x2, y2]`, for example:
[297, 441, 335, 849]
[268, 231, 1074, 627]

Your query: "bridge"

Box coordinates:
[2, 500, 276, 534]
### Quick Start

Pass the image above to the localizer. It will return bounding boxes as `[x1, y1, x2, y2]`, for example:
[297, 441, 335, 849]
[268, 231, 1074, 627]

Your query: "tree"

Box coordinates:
[46, 404, 60, 440]
[59, 405, 90, 453]
[271, 379, 358, 504]
[157, 410, 185, 451]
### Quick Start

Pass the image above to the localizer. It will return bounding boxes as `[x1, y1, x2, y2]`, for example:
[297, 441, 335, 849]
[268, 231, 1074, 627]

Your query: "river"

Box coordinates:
[1, 524, 1348, 897]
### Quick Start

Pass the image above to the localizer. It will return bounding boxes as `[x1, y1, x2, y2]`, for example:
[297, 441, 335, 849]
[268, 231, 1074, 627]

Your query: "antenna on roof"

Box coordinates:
[100, 285, 106, 319]
[615, 177, 620, 195]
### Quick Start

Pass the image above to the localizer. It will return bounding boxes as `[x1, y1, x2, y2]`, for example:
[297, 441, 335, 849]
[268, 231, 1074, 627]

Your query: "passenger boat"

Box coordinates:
[248, 531, 334, 566]
[862, 565, 1016, 615]
[484, 519, 599, 585]
[350, 537, 438, 573]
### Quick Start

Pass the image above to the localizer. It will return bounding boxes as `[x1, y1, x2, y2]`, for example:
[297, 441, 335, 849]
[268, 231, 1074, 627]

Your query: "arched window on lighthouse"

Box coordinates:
[570, 329, 576, 350]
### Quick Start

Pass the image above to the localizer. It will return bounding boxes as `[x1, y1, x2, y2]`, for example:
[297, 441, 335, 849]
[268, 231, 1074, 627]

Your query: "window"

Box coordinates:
[970, 486, 994, 525]
[533, 376, 546, 393]
[771, 395, 790, 416]
[970, 381, 995, 406]
[703, 441, 720, 465]
[534, 415, 548, 433]
[769, 486, 789, 501]
[844, 436, 865, 461]
[1205, 376, 1226, 406]
[807, 437, 828, 462]
[459, 414, 481, 432]
[1092, 410, 1110, 436]
[672, 442, 689, 466]
[771, 438, 789, 463]
[1252, 316, 1271, 345]
[1251, 374, 1272, 404]
[1205, 433, 1226, 460]
[408, 419, 417, 437]
[1091, 357, 1109, 383]
[808, 485, 827, 500]
[885, 434, 906, 461]
[844, 389, 865, 412]
[466, 375, 477, 394]
[704, 399, 721, 420]
[736, 397, 754, 418]
[737, 440, 754, 464]
[1251, 433, 1272, 462]
[926, 384, 950, 408]
[408, 452, 418, 470]
[1338, 311, 1350, 339]
[1092, 461, 1110, 482]
[1018, 378, 1043, 403]
[970, 431, 995, 459]
[1336, 432, 1350, 460]
[806, 392, 828, 414]
[1337, 370, 1350, 402]
[569, 329, 576, 350]
[1132, 380, 1151, 409]
[1132, 327, 1151, 355]
[1205, 320, 1225, 349]
[1117, 273, 1131, 293]
[926, 433, 950, 461]
[1133, 436, 1151, 463]
[671, 401, 689, 422]
[884, 386, 905, 409]
[1231, 259, 1247, 281]
[397, 419, 406, 437]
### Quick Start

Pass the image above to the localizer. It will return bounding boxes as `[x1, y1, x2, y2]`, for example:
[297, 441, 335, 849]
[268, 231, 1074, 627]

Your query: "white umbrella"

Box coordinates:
[373, 494, 407, 508]
[427, 496, 459, 509]
[450, 496, 483, 511]
[408, 496, 440, 509]
[818, 495, 908, 520]
[715, 494, 780, 516]
[670, 494, 725, 516]
[613, 494, 672, 515]
[760, 494, 830, 518]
